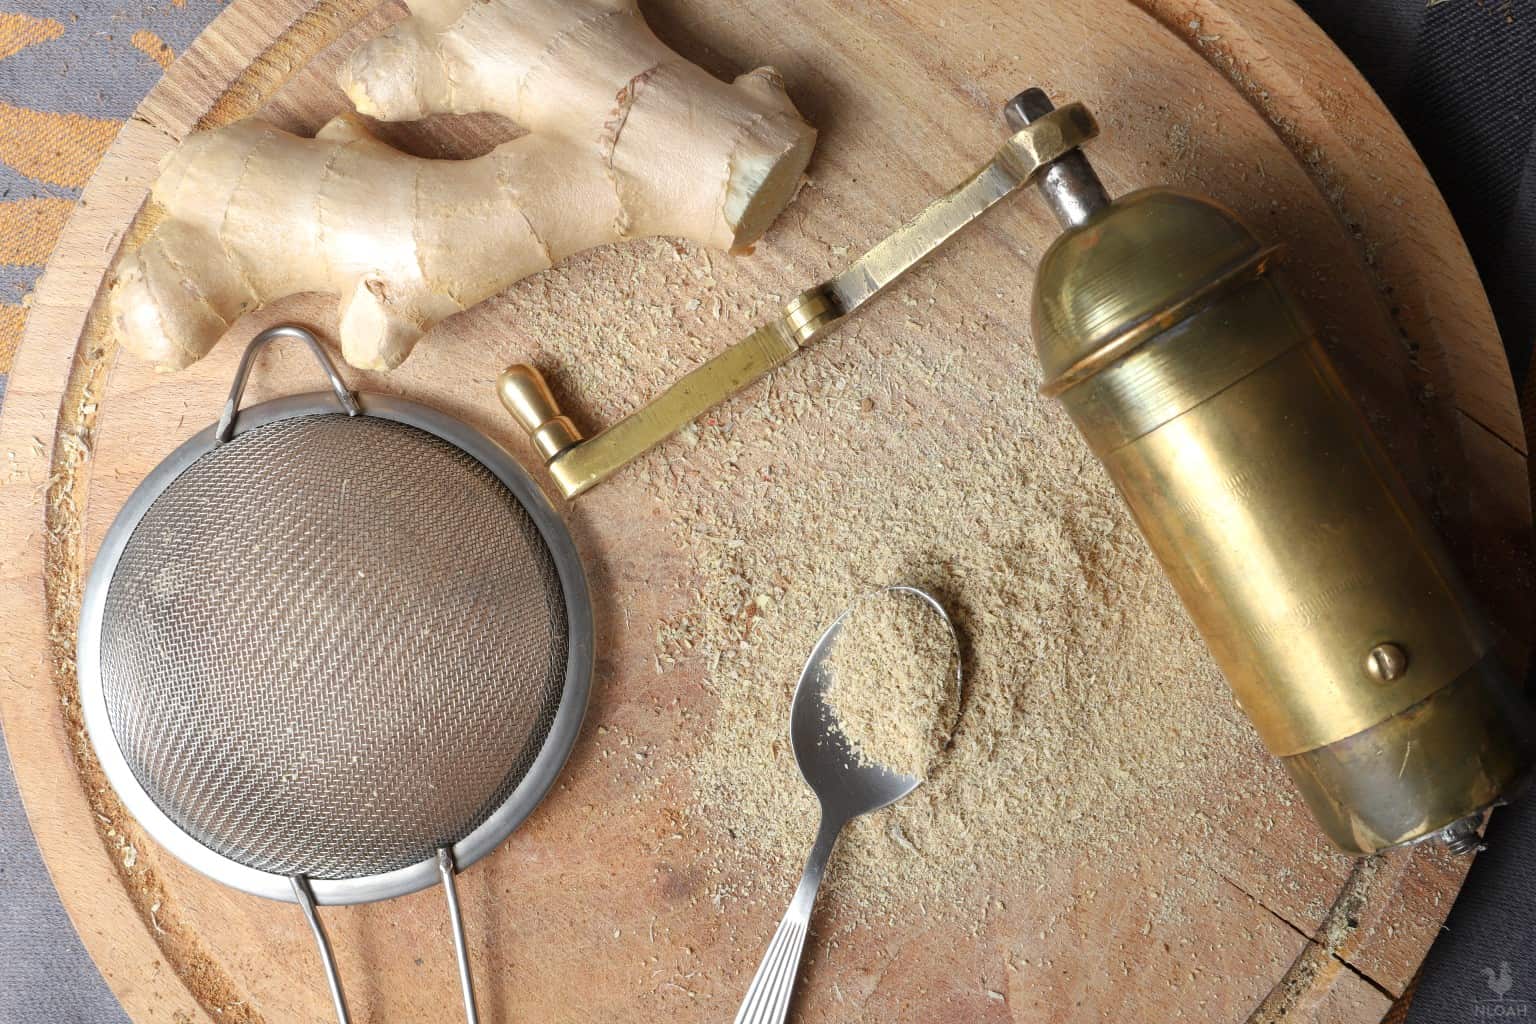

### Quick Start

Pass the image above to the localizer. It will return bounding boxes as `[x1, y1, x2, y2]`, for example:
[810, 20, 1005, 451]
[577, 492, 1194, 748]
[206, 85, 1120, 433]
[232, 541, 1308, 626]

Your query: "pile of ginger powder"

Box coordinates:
[498, 234, 1295, 924]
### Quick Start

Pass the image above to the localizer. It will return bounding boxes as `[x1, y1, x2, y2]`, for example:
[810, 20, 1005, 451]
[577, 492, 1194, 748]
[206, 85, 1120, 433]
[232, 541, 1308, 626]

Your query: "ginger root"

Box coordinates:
[111, 0, 816, 370]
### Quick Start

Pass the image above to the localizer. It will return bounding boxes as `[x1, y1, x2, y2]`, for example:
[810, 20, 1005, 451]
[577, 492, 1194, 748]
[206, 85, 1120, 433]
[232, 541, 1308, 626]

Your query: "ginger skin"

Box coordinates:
[111, 0, 816, 370]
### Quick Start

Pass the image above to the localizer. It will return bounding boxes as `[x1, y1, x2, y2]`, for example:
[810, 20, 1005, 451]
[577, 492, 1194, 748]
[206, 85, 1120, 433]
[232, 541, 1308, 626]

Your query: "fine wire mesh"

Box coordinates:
[97, 413, 569, 880]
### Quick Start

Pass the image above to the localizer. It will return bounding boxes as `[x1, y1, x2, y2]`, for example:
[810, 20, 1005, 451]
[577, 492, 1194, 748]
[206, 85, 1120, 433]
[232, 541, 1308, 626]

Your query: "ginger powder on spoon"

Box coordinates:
[824, 588, 961, 780]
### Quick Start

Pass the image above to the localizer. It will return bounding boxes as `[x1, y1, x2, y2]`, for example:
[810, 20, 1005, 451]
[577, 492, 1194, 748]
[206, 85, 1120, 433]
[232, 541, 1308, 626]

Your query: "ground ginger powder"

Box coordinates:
[501, 236, 1296, 925]
[824, 589, 960, 779]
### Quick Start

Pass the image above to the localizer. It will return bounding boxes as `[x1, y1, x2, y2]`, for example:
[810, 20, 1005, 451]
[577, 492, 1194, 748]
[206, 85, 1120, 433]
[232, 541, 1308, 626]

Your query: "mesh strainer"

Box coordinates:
[78, 325, 593, 1023]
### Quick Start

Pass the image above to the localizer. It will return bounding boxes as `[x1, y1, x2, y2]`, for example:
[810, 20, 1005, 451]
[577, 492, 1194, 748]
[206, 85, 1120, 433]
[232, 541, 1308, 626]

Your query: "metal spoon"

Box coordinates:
[732, 585, 961, 1024]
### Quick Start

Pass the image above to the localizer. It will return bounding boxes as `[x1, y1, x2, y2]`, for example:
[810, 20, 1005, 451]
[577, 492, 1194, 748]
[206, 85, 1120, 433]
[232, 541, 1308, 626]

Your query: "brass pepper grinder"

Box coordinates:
[1010, 88, 1535, 855]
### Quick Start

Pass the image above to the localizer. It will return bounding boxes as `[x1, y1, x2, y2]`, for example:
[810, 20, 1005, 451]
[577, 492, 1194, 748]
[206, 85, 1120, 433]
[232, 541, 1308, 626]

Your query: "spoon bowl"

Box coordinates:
[790, 585, 958, 820]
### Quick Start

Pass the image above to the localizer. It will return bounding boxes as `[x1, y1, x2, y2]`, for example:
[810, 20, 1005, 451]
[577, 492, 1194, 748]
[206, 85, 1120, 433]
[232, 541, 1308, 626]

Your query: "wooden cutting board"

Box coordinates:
[1, 1, 1529, 1021]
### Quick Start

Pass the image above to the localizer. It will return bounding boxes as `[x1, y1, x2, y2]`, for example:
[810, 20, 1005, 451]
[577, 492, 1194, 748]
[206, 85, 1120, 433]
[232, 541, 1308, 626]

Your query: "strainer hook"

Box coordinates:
[216, 324, 359, 442]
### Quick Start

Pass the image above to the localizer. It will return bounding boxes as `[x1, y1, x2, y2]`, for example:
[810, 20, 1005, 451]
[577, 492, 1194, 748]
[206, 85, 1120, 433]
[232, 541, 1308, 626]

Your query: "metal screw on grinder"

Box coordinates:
[1004, 87, 1110, 229]
[1365, 642, 1409, 683]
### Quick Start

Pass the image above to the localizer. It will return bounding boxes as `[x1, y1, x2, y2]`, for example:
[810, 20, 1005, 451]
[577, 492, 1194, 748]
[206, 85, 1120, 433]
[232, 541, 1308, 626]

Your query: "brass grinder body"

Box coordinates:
[1014, 92, 1536, 855]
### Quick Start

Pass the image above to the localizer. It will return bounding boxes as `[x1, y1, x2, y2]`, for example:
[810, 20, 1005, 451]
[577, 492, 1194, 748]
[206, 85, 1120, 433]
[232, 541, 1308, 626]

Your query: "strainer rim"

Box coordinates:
[77, 390, 593, 907]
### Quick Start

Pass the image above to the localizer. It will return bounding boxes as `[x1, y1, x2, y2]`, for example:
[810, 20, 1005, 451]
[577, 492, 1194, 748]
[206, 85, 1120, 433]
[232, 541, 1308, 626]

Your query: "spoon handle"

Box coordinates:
[732, 815, 843, 1024]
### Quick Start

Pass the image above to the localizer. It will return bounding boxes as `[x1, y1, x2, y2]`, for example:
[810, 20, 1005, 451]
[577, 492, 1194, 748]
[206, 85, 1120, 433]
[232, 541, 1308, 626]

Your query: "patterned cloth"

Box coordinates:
[0, 2, 1532, 1023]
[0, 3, 217, 380]
[0, 6, 222, 1021]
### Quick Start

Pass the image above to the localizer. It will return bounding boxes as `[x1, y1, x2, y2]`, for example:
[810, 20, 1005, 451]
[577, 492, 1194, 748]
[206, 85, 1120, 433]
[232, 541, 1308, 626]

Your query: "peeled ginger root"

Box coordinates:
[110, 0, 816, 371]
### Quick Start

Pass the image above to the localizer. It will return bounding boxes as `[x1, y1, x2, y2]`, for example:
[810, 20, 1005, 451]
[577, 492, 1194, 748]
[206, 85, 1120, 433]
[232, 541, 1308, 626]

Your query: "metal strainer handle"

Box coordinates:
[291, 845, 480, 1024]
[215, 324, 360, 442]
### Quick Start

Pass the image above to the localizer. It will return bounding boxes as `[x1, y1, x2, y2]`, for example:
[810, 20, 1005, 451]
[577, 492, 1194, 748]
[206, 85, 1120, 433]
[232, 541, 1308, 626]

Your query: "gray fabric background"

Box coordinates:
[0, 756, 129, 1021]
[1, 1, 1532, 1021]
[1291, 6, 1536, 1022]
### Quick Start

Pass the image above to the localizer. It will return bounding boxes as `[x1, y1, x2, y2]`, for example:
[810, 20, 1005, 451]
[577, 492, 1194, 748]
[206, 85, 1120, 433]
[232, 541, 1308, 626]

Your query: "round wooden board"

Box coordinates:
[1, 1, 1530, 1022]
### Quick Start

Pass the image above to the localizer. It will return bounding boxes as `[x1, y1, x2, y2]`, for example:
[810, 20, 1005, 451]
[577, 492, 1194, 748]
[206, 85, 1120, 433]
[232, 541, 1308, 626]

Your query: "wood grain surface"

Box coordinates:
[0, 1, 1528, 1022]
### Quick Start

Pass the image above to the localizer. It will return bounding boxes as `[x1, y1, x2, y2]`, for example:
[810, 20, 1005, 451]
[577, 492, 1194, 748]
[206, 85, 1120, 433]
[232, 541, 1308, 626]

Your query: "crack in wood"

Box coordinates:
[1197, 855, 1399, 1021]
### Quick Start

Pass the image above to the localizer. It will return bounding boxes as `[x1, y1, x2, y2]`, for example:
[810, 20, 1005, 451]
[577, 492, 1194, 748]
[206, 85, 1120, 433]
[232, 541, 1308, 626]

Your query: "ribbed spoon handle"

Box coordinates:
[732, 815, 843, 1024]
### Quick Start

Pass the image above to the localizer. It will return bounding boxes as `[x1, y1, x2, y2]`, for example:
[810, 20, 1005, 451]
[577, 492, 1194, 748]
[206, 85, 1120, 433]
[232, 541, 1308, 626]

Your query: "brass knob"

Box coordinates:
[497, 364, 584, 463]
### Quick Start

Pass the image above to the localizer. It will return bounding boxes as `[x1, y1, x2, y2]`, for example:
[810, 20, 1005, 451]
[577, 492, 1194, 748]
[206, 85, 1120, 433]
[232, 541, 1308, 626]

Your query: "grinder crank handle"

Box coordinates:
[499, 93, 1099, 499]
